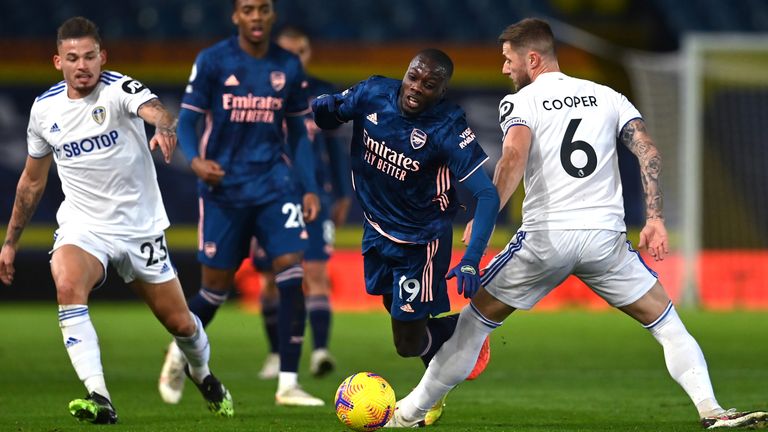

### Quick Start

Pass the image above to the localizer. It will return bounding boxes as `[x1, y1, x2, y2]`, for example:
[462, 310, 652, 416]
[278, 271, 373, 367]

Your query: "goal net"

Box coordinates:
[625, 34, 768, 307]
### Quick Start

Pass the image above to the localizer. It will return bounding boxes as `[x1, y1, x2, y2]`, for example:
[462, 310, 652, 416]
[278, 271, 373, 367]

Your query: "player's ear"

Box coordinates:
[528, 52, 540, 68]
[100, 49, 107, 66]
[53, 54, 62, 71]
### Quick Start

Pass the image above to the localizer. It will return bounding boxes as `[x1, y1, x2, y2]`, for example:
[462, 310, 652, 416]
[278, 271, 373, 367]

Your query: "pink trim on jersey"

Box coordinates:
[433, 165, 451, 211]
[197, 197, 204, 250]
[421, 238, 439, 302]
[364, 214, 414, 244]
[285, 107, 312, 117]
[180, 103, 206, 114]
[459, 156, 490, 182]
[199, 112, 214, 158]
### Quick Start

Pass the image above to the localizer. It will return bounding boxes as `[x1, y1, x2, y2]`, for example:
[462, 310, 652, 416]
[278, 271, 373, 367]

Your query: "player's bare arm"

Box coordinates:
[463, 125, 531, 244]
[0, 155, 53, 285]
[138, 98, 177, 163]
[620, 118, 669, 260]
[620, 119, 663, 220]
[493, 125, 531, 210]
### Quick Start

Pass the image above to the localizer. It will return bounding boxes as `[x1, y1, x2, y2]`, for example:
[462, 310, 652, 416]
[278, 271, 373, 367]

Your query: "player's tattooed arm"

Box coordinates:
[138, 98, 177, 136]
[3, 155, 52, 247]
[138, 98, 178, 163]
[620, 119, 663, 220]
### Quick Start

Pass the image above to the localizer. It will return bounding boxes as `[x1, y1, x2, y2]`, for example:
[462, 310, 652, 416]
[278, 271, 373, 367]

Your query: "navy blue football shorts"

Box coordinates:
[250, 202, 333, 271]
[198, 196, 308, 269]
[362, 223, 451, 321]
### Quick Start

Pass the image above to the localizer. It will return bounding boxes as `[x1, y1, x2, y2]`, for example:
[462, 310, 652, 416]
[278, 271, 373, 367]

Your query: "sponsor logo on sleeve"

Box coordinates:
[122, 79, 147, 94]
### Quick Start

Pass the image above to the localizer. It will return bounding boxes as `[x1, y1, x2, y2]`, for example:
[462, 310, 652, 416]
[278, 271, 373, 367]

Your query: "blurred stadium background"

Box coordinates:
[1, 0, 767, 310]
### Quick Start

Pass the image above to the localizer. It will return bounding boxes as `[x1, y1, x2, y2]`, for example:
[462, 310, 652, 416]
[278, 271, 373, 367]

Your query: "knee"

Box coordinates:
[55, 279, 90, 305]
[272, 253, 303, 273]
[393, 338, 422, 358]
[164, 312, 196, 337]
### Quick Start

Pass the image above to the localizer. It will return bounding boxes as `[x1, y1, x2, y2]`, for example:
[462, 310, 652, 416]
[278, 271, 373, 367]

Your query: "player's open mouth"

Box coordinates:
[405, 95, 420, 109]
[250, 27, 264, 38]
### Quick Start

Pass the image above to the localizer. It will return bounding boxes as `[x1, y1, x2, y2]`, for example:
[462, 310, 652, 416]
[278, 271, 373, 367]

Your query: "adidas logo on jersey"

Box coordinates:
[399, 303, 415, 313]
[366, 113, 378, 125]
[50, 123, 60, 133]
[65, 337, 82, 348]
[224, 74, 240, 86]
[160, 262, 171, 274]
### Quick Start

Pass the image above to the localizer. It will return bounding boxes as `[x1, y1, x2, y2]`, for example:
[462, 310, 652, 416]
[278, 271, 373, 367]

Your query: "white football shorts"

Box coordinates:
[481, 229, 658, 310]
[52, 226, 177, 286]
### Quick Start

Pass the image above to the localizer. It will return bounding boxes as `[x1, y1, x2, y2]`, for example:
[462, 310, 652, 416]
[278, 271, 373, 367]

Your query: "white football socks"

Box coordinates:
[174, 313, 211, 383]
[400, 304, 501, 420]
[646, 302, 723, 418]
[59, 305, 110, 401]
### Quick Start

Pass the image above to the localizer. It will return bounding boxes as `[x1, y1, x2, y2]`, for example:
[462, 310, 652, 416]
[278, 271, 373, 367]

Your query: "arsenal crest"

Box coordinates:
[410, 128, 427, 150]
[270, 71, 286, 91]
[203, 241, 217, 258]
[92, 106, 106, 125]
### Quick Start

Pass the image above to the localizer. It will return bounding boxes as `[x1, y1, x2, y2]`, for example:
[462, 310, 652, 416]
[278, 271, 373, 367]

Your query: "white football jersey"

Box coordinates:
[498, 72, 641, 232]
[26, 71, 169, 236]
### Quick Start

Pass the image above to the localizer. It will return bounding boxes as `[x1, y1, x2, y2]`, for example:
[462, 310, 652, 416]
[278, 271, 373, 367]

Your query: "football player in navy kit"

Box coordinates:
[313, 48, 499, 424]
[158, 0, 324, 407]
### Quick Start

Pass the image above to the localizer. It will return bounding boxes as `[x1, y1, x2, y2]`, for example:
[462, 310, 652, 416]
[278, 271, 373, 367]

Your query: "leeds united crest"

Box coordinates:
[92, 106, 106, 125]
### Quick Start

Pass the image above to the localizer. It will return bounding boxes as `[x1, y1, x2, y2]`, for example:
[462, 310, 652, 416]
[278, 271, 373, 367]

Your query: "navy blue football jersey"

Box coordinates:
[335, 76, 488, 244]
[181, 37, 310, 206]
[304, 76, 351, 205]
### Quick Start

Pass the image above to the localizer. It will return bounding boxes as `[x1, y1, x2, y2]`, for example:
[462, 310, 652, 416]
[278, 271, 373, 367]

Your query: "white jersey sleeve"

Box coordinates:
[27, 103, 52, 158]
[28, 71, 169, 237]
[499, 72, 641, 232]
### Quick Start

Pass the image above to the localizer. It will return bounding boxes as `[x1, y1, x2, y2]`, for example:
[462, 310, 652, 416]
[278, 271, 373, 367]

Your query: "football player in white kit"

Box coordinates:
[386, 18, 767, 429]
[0, 17, 233, 423]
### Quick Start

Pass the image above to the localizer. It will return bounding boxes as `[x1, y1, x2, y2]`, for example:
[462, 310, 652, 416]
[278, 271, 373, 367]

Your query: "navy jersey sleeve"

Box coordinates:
[181, 51, 214, 112]
[335, 77, 373, 121]
[442, 112, 489, 182]
[284, 57, 310, 116]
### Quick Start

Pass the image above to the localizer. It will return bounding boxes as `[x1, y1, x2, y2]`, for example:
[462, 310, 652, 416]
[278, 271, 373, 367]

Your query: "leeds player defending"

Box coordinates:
[0, 17, 233, 423]
[313, 49, 499, 425]
[157, 0, 324, 407]
[386, 19, 768, 429]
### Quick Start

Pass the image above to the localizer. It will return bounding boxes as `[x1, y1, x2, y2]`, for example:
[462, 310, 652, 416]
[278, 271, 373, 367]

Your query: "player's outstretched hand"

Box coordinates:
[446, 260, 480, 299]
[0, 244, 17, 286]
[150, 128, 176, 164]
[311, 94, 340, 113]
[638, 217, 669, 261]
[190, 157, 226, 186]
[302, 193, 321, 223]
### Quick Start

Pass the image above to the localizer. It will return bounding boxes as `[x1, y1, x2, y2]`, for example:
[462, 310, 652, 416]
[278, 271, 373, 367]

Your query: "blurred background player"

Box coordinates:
[312, 48, 500, 424]
[157, 0, 325, 407]
[249, 25, 353, 381]
[0, 16, 233, 423]
[387, 18, 768, 430]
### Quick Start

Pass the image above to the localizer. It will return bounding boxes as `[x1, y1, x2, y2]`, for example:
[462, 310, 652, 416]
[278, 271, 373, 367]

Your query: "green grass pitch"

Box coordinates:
[1, 303, 765, 431]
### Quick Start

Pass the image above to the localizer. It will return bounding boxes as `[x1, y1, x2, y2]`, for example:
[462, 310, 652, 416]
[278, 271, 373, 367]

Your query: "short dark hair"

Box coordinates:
[276, 25, 308, 40]
[232, 0, 277, 7]
[57, 16, 101, 46]
[498, 18, 555, 57]
[416, 48, 454, 80]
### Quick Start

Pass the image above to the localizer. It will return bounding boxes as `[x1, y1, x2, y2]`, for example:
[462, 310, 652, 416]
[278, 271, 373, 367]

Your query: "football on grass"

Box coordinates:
[334, 372, 396, 431]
